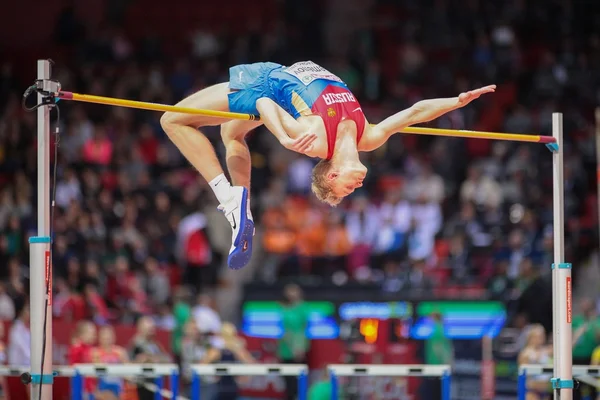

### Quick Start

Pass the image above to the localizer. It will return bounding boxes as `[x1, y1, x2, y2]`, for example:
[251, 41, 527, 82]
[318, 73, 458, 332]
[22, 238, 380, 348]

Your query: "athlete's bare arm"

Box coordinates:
[358, 85, 496, 152]
[255, 97, 322, 157]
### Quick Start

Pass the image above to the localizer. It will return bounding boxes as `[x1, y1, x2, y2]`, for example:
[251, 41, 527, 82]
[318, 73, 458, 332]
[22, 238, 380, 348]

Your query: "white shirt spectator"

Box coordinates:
[379, 199, 412, 235]
[8, 319, 30, 366]
[192, 305, 222, 335]
[345, 200, 380, 246]
[411, 202, 442, 237]
[55, 173, 82, 209]
[405, 169, 445, 204]
[0, 292, 15, 321]
[287, 157, 313, 193]
[460, 173, 503, 209]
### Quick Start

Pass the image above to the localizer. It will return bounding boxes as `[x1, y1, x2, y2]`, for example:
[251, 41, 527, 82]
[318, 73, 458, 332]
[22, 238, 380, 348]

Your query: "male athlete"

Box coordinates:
[160, 61, 495, 269]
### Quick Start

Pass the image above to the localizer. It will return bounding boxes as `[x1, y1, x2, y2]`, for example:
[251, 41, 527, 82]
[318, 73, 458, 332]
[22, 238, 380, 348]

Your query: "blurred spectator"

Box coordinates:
[130, 317, 170, 400]
[177, 212, 217, 293]
[7, 303, 30, 366]
[67, 321, 97, 364]
[82, 126, 113, 166]
[84, 284, 111, 325]
[323, 212, 352, 277]
[572, 298, 600, 367]
[261, 206, 297, 280]
[90, 326, 129, 400]
[460, 165, 503, 210]
[447, 233, 473, 282]
[180, 321, 216, 399]
[278, 284, 310, 400]
[345, 196, 379, 274]
[171, 287, 192, 363]
[0, 284, 15, 321]
[518, 325, 552, 400]
[139, 258, 170, 307]
[53, 278, 86, 322]
[192, 294, 222, 336]
[55, 168, 82, 209]
[201, 322, 255, 400]
[130, 317, 170, 364]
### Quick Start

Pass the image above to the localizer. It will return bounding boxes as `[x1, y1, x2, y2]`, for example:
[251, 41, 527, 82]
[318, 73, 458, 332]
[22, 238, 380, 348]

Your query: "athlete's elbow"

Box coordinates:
[160, 112, 175, 134]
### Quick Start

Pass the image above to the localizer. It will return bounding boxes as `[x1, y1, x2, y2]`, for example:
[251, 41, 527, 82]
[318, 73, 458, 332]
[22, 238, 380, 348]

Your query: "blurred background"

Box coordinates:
[1, 0, 600, 399]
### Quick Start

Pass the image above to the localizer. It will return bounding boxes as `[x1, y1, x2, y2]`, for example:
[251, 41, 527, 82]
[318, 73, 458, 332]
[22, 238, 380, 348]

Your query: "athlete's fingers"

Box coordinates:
[294, 133, 317, 149]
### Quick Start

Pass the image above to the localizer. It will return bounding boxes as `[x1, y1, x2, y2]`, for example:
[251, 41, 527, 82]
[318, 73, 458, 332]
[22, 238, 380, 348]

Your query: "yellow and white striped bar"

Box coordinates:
[56, 91, 554, 144]
[56, 91, 259, 121]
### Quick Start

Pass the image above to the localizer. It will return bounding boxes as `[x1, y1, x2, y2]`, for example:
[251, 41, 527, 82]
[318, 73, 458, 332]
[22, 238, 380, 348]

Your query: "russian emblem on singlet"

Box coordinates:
[327, 107, 336, 117]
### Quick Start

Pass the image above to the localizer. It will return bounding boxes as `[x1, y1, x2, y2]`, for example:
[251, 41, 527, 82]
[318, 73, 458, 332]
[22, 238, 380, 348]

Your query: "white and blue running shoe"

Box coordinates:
[219, 186, 254, 269]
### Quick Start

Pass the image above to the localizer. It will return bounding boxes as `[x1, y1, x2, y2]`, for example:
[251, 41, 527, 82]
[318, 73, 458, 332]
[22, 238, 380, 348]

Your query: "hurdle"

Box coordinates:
[190, 363, 308, 400]
[328, 364, 451, 399]
[29, 58, 572, 400]
[71, 364, 180, 400]
[518, 365, 600, 400]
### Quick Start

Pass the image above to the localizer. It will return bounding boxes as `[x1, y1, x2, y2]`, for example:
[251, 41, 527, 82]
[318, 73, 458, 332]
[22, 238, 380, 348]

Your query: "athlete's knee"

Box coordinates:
[160, 111, 199, 137]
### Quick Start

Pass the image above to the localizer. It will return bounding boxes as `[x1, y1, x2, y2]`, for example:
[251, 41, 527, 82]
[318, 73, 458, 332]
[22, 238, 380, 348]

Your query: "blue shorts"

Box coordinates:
[227, 62, 283, 116]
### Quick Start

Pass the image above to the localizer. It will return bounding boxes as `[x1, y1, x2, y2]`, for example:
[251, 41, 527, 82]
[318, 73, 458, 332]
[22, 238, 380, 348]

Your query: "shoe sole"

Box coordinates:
[227, 187, 254, 270]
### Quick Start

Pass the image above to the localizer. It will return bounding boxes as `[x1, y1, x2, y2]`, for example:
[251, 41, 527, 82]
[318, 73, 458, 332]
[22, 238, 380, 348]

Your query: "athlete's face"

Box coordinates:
[330, 164, 367, 197]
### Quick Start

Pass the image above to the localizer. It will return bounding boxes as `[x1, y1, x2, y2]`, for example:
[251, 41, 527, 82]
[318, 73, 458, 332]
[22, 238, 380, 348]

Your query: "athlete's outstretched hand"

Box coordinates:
[457, 85, 496, 107]
[282, 132, 317, 155]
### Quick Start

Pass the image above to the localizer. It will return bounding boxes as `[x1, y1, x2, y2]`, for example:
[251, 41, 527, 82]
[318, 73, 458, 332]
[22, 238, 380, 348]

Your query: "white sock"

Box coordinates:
[209, 174, 233, 204]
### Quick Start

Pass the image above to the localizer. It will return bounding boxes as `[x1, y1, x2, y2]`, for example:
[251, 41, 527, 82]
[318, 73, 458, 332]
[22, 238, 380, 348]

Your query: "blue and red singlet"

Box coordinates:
[228, 61, 366, 159]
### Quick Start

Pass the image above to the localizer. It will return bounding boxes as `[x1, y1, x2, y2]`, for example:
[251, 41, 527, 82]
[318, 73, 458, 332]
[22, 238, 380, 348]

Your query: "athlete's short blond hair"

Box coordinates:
[311, 159, 342, 207]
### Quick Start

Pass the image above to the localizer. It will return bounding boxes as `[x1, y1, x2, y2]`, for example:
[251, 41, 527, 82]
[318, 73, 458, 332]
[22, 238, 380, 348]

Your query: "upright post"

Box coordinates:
[551, 112, 573, 400]
[29, 59, 54, 400]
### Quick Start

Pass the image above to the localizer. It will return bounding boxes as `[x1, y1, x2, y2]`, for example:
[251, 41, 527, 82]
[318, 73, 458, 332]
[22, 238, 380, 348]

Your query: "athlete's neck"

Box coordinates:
[330, 125, 361, 166]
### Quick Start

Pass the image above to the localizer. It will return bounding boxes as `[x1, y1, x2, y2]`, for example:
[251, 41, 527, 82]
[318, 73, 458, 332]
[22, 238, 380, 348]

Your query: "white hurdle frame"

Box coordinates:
[72, 363, 180, 400]
[328, 364, 451, 400]
[518, 365, 600, 400]
[190, 363, 308, 400]
[31, 58, 573, 399]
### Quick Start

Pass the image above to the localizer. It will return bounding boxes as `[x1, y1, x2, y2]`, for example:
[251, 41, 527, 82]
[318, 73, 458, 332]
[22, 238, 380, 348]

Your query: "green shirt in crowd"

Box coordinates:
[308, 380, 333, 400]
[425, 321, 453, 365]
[278, 301, 310, 360]
[172, 301, 191, 356]
[572, 314, 600, 360]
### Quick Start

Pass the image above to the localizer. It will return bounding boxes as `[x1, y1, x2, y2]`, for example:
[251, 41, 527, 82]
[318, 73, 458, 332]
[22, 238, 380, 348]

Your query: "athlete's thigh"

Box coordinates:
[167, 82, 232, 127]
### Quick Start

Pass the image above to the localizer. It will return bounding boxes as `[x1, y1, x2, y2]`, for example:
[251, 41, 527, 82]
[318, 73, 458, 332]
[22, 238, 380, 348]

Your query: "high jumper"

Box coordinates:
[158, 60, 495, 269]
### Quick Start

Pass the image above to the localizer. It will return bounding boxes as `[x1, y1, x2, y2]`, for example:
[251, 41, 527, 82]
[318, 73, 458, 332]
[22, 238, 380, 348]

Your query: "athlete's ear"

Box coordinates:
[326, 171, 339, 181]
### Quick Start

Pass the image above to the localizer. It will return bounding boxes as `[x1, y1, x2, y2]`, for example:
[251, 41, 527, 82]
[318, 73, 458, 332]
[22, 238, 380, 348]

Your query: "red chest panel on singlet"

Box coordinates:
[310, 85, 366, 160]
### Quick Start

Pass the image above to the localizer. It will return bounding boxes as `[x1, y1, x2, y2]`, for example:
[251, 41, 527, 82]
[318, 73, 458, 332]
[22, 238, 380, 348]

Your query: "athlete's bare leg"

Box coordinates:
[160, 83, 232, 182]
[160, 83, 255, 270]
[221, 119, 263, 189]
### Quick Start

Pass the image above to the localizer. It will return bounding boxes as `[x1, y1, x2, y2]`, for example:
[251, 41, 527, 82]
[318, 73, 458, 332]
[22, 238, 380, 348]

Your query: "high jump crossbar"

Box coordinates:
[55, 90, 555, 144]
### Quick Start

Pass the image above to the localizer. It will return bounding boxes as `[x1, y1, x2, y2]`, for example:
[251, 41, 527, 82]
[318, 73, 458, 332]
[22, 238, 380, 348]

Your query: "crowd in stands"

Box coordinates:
[1, 1, 600, 386]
